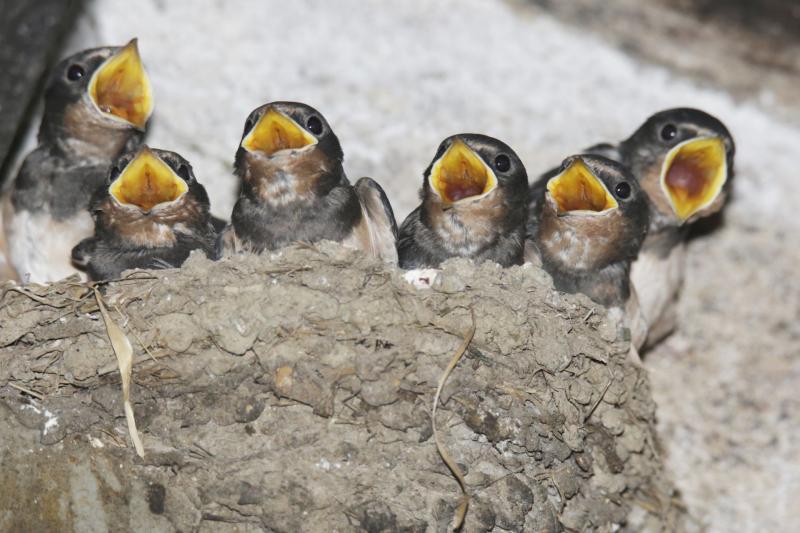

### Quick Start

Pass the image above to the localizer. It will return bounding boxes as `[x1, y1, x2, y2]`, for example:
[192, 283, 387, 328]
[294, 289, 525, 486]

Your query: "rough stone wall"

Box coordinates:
[0, 244, 683, 532]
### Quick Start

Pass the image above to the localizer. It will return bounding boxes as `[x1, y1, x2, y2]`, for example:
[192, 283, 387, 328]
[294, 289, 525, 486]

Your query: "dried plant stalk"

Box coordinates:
[432, 311, 475, 530]
[93, 287, 144, 458]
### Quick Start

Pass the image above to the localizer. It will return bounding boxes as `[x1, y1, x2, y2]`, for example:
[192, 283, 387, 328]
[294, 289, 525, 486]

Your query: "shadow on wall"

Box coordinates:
[526, 0, 800, 124]
[0, 0, 84, 188]
[673, 0, 800, 36]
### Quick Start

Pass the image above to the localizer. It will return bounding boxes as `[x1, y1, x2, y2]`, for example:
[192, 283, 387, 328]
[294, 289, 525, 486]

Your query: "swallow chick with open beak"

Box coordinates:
[71, 147, 219, 281]
[397, 134, 529, 269]
[525, 155, 650, 355]
[1, 39, 153, 283]
[526, 155, 649, 306]
[216, 101, 398, 263]
[583, 108, 735, 347]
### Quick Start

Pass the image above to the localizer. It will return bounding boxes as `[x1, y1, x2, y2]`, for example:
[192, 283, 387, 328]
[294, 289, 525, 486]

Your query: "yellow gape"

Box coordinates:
[242, 109, 318, 155]
[89, 39, 153, 129]
[109, 148, 188, 211]
[429, 140, 497, 204]
[547, 160, 618, 215]
[660, 137, 727, 221]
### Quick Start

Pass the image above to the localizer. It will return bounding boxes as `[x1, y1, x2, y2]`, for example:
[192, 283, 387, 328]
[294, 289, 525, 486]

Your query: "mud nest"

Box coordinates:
[0, 243, 684, 532]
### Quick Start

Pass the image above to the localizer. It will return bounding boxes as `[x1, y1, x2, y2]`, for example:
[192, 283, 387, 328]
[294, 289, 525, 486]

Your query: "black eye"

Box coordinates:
[660, 124, 678, 142]
[177, 164, 191, 181]
[494, 154, 511, 172]
[615, 182, 632, 199]
[306, 116, 323, 135]
[66, 64, 85, 81]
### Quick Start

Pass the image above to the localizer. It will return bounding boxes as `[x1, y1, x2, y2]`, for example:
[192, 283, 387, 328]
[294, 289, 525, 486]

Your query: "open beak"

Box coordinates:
[429, 140, 497, 204]
[546, 159, 618, 216]
[660, 137, 727, 221]
[242, 108, 318, 155]
[109, 147, 188, 211]
[88, 39, 153, 130]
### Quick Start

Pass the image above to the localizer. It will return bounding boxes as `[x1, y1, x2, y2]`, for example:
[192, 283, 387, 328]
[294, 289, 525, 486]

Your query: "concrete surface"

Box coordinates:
[7, 0, 800, 530]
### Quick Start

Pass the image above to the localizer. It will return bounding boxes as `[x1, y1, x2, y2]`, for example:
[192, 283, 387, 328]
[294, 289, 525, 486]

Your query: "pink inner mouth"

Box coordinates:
[665, 157, 708, 198]
[445, 182, 484, 202]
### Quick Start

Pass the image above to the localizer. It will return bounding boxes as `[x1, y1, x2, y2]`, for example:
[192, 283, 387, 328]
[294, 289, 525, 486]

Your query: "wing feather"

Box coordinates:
[351, 177, 398, 265]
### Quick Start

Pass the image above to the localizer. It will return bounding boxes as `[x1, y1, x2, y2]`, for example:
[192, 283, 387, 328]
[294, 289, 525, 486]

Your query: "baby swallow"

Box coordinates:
[71, 147, 218, 281]
[397, 134, 529, 269]
[526, 155, 650, 359]
[2, 39, 153, 283]
[526, 155, 648, 306]
[217, 101, 398, 263]
[583, 108, 735, 347]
